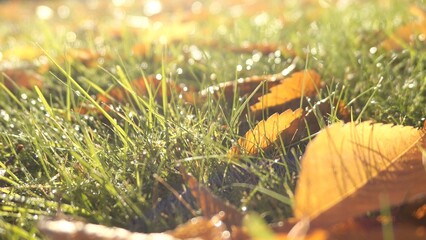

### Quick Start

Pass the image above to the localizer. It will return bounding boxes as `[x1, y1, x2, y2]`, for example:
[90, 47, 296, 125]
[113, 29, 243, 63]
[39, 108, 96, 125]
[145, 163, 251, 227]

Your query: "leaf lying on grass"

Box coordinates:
[230, 100, 349, 157]
[199, 72, 285, 102]
[228, 42, 294, 56]
[78, 75, 196, 114]
[180, 167, 245, 229]
[381, 6, 426, 50]
[1, 68, 43, 91]
[294, 121, 426, 229]
[229, 108, 303, 156]
[250, 70, 323, 118]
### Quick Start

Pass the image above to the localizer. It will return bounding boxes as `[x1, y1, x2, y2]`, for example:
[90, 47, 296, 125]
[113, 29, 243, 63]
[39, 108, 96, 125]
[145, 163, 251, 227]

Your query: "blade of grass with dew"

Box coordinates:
[39, 47, 134, 148]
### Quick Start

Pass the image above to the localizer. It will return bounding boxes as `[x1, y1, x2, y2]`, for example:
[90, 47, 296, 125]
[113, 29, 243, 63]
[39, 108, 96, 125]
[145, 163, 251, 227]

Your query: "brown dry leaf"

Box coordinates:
[1, 69, 43, 91]
[325, 215, 426, 240]
[199, 73, 285, 102]
[228, 43, 295, 56]
[230, 108, 303, 156]
[381, 6, 426, 50]
[62, 49, 107, 68]
[250, 70, 323, 118]
[38, 219, 177, 240]
[180, 167, 245, 229]
[78, 75, 196, 114]
[169, 214, 231, 240]
[294, 121, 426, 228]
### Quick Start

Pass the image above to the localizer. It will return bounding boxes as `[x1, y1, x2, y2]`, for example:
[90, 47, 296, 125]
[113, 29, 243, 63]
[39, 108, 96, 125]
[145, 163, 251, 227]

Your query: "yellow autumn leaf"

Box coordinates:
[294, 121, 426, 228]
[230, 108, 303, 156]
[3, 46, 43, 61]
[250, 70, 322, 117]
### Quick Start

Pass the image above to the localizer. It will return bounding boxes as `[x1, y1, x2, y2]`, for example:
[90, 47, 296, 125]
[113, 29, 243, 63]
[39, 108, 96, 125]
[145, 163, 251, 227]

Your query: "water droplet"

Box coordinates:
[36, 5, 54, 20]
[144, 0, 162, 16]
[57, 5, 70, 19]
[189, 45, 203, 61]
[191, 1, 203, 14]
[369, 47, 377, 54]
[66, 32, 77, 43]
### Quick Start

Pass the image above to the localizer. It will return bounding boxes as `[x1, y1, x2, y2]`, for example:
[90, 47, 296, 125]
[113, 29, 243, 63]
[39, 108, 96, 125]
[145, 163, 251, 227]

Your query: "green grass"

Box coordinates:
[0, 0, 425, 238]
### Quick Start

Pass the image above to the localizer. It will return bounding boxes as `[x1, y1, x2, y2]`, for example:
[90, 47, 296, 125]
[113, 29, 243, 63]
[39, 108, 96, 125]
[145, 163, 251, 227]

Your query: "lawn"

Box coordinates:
[0, 0, 425, 239]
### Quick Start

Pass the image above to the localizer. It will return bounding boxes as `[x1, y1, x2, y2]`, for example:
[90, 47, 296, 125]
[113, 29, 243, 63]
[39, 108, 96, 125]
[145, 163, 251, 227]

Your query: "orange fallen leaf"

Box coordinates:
[230, 108, 303, 156]
[250, 70, 323, 118]
[64, 49, 105, 68]
[1, 69, 43, 91]
[231, 99, 349, 157]
[294, 121, 426, 228]
[131, 43, 150, 57]
[381, 6, 426, 50]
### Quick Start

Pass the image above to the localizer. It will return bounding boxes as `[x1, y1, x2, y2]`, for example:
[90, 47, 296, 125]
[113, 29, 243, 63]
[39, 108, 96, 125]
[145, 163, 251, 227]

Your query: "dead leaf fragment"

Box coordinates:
[38, 219, 177, 240]
[169, 214, 230, 240]
[1, 69, 43, 90]
[381, 6, 426, 50]
[294, 121, 426, 228]
[250, 70, 322, 117]
[78, 75, 197, 114]
[180, 167, 245, 229]
[64, 49, 105, 68]
[230, 108, 303, 156]
[199, 73, 285, 102]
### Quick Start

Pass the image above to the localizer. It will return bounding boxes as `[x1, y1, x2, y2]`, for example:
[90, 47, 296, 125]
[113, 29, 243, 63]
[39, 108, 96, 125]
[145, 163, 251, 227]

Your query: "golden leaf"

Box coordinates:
[381, 6, 426, 50]
[2, 46, 43, 61]
[230, 108, 303, 156]
[294, 121, 426, 228]
[250, 70, 322, 117]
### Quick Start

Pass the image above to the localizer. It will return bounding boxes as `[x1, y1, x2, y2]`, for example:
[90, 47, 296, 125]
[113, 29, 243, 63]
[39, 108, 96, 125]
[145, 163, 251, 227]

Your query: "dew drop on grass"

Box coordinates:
[1, 110, 10, 121]
[144, 0, 162, 16]
[369, 47, 377, 55]
[36, 5, 54, 20]
[57, 5, 70, 19]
